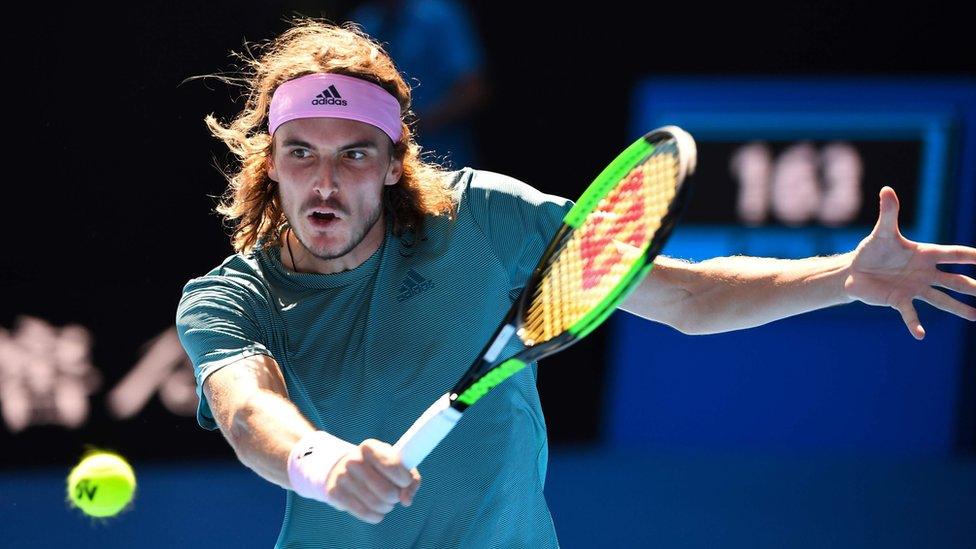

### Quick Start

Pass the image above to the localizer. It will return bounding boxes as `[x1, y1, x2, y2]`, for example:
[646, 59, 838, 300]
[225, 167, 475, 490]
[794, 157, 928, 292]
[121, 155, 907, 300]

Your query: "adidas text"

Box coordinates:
[312, 97, 348, 106]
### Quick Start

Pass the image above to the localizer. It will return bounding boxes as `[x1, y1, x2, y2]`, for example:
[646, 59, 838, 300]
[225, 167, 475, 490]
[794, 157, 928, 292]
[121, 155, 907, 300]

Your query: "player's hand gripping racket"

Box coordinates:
[393, 125, 697, 469]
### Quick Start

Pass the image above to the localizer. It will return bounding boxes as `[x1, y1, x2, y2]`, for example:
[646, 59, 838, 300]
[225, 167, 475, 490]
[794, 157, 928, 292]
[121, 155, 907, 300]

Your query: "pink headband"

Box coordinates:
[268, 73, 402, 142]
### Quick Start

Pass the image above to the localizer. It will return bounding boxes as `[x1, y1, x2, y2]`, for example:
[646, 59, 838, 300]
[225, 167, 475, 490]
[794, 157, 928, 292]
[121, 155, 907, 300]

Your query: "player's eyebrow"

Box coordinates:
[281, 138, 380, 151]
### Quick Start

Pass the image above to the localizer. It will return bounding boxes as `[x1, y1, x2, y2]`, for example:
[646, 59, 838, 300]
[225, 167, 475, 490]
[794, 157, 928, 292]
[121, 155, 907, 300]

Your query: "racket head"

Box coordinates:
[451, 126, 696, 408]
[516, 125, 696, 349]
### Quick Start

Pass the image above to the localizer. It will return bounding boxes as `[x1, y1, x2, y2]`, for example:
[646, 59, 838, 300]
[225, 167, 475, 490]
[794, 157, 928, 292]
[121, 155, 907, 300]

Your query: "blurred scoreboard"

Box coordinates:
[631, 78, 975, 261]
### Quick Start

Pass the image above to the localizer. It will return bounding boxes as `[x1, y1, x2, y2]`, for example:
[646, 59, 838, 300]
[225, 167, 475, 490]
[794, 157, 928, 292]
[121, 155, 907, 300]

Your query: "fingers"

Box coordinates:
[331, 484, 386, 524]
[935, 272, 976, 297]
[871, 186, 901, 237]
[328, 440, 422, 524]
[361, 439, 414, 488]
[346, 470, 396, 515]
[894, 299, 925, 340]
[932, 245, 976, 265]
[345, 457, 400, 507]
[920, 287, 976, 322]
[399, 468, 422, 507]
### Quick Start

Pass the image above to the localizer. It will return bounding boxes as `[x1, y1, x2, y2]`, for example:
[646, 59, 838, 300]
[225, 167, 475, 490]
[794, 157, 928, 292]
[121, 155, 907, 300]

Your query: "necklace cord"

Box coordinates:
[286, 227, 298, 272]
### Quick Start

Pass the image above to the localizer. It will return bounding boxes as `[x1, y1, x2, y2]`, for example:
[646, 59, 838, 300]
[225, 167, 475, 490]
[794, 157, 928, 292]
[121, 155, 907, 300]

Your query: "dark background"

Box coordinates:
[3, 1, 973, 468]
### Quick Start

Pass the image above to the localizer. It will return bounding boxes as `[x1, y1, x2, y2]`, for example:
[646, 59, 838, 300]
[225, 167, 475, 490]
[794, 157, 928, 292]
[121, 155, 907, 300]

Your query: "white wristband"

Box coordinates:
[287, 430, 356, 505]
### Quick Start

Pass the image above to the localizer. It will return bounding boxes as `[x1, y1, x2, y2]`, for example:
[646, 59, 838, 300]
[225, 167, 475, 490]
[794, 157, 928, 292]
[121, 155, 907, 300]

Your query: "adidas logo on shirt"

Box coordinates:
[312, 85, 347, 106]
[397, 269, 435, 302]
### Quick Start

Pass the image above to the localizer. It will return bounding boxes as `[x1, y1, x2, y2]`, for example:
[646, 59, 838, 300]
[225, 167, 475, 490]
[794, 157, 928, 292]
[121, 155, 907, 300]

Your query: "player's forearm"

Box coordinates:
[228, 389, 317, 490]
[682, 252, 856, 334]
[621, 253, 855, 333]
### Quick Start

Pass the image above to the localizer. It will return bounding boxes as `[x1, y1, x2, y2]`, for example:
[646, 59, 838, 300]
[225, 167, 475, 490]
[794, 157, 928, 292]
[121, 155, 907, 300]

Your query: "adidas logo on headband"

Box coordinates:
[312, 85, 348, 106]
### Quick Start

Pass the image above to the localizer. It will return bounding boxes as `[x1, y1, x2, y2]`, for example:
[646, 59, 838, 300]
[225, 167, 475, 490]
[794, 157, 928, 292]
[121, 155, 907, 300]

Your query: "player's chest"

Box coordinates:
[275, 253, 512, 377]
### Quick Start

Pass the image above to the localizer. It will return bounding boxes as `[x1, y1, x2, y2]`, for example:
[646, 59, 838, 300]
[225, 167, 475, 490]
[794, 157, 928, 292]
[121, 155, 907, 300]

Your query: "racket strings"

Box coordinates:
[520, 144, 681, 345]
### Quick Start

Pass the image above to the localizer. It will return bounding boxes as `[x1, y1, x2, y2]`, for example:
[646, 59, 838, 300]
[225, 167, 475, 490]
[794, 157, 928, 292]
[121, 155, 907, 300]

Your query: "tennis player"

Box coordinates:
[175, 18, 976, 548]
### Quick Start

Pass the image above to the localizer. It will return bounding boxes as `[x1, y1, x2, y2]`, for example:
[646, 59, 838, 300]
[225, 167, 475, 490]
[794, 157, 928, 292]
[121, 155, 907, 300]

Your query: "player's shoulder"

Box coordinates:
[178, 250, 270, 304]
[458, 167, 572, 211]
[453, 166, 534, 198]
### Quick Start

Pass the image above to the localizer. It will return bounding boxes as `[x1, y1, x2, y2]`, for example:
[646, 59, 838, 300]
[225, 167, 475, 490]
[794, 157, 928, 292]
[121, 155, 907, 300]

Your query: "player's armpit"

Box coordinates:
[203, 354, 289, 440]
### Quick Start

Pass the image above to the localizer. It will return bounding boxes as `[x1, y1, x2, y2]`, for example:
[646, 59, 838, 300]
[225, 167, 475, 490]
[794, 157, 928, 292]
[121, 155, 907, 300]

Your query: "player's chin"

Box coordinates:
[308, 236, 354, 259]
[303, 220, 346, 241]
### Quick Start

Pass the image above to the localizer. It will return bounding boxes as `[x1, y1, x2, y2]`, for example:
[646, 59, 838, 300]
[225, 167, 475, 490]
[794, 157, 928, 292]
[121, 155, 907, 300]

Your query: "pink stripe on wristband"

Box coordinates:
[287, 430, 356, 505]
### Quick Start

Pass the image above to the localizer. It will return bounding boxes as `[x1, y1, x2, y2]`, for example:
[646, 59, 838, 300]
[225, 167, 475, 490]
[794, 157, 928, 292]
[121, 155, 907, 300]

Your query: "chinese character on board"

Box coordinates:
[107, 327, 196, 419]
[0, 316, 101, 432]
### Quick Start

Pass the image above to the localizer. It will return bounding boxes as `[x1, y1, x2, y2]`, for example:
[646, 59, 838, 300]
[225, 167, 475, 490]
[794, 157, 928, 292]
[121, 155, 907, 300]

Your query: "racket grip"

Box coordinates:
[394, 393, 463, 469]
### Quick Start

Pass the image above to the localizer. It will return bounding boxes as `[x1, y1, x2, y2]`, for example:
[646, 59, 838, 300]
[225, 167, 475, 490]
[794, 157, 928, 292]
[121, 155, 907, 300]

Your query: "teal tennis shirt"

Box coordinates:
[176, 168, 574, 548]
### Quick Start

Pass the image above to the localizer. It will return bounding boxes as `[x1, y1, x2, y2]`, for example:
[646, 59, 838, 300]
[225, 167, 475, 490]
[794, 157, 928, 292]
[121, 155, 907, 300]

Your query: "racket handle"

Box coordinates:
[394, 393, 463, 469]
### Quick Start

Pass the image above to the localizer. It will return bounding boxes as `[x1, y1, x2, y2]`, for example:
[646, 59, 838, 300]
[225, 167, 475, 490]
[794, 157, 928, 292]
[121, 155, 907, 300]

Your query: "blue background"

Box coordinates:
[3, 453, 975, 548]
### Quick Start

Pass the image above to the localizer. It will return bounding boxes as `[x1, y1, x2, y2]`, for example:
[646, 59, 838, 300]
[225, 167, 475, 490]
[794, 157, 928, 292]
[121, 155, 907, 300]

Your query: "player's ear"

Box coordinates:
[267, 148, 279, 183]
[385, 149, 403, 187]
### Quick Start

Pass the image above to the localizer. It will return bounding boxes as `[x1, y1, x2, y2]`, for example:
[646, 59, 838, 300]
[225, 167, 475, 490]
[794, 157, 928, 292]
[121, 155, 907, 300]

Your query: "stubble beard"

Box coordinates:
[293, 200, 384, 262]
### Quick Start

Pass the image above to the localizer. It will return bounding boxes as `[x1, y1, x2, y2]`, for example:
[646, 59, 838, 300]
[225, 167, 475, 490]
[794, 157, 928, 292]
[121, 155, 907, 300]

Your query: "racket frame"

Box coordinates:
[394, 126, 696, 469]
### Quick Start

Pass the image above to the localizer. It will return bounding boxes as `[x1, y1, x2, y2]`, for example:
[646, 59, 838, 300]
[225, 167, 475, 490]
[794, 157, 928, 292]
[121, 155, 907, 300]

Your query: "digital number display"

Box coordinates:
[686, 140, 922, 228]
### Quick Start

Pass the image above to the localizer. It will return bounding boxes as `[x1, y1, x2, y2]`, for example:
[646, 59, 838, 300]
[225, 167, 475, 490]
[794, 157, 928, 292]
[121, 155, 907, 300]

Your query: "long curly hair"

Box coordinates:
[196, 17, 457, 254]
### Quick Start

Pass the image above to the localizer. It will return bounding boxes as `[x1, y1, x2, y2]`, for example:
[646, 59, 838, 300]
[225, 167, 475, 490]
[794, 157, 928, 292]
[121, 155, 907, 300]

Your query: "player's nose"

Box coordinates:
[311, 159, 339, 197]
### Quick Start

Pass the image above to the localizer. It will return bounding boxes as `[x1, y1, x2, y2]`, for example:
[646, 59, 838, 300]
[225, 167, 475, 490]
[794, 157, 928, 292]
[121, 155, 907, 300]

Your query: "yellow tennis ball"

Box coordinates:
[66, 451, 137, 518]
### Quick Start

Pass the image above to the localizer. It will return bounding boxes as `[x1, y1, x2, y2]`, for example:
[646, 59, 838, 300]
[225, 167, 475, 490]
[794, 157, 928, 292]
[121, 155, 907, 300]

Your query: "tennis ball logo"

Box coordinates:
[66, 451, 137, 518]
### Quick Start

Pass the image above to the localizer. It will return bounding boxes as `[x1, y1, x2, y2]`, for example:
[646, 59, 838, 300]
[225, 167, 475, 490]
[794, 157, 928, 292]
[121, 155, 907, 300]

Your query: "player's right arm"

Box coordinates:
[203, 354, 421, 523]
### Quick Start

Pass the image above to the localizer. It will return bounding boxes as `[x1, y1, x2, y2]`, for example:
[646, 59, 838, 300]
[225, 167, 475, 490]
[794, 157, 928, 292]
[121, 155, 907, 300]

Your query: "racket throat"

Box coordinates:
[449, 323, 518, 409]
[453, 358, 529, 408]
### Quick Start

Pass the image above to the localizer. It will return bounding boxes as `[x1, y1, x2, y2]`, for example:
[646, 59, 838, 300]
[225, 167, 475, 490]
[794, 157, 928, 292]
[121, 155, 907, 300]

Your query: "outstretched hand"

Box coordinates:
[843, 186, 976, 339]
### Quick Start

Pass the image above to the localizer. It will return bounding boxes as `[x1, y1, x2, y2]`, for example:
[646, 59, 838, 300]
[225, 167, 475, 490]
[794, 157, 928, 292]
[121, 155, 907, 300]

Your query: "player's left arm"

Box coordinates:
[620, 186, 976, 338]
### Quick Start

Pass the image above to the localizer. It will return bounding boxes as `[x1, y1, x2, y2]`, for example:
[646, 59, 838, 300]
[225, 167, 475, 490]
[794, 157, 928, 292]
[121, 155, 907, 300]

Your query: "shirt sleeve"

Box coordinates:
[175, 276, 275, 430]
[464, 169, 574, 293]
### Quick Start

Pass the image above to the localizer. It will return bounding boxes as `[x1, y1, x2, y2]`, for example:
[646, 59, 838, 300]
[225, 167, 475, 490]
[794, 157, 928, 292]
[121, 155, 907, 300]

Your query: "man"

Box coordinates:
[176, 18, 976, 549]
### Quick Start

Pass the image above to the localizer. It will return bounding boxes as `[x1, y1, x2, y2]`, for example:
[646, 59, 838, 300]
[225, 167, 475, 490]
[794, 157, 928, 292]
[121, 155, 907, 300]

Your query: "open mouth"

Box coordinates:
[308, 211, 338, 227]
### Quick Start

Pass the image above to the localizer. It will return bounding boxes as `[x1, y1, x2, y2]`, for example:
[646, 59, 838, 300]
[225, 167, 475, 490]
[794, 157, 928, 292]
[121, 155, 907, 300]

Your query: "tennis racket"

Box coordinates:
[393, 125, 697, 469]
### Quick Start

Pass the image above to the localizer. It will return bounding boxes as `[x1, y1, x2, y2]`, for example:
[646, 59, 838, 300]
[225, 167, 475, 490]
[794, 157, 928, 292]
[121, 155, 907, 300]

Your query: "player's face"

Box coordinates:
[269, 117, 402, 273]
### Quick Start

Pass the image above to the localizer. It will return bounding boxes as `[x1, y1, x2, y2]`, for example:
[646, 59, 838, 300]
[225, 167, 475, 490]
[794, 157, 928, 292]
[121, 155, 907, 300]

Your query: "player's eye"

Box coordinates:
[290, 148, 311, 159]
[346, 150, 367, 160]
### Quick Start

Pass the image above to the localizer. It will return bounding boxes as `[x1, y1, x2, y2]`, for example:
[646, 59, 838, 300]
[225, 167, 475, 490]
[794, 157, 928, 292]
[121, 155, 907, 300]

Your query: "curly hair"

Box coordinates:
[196, 16, 458, 254]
